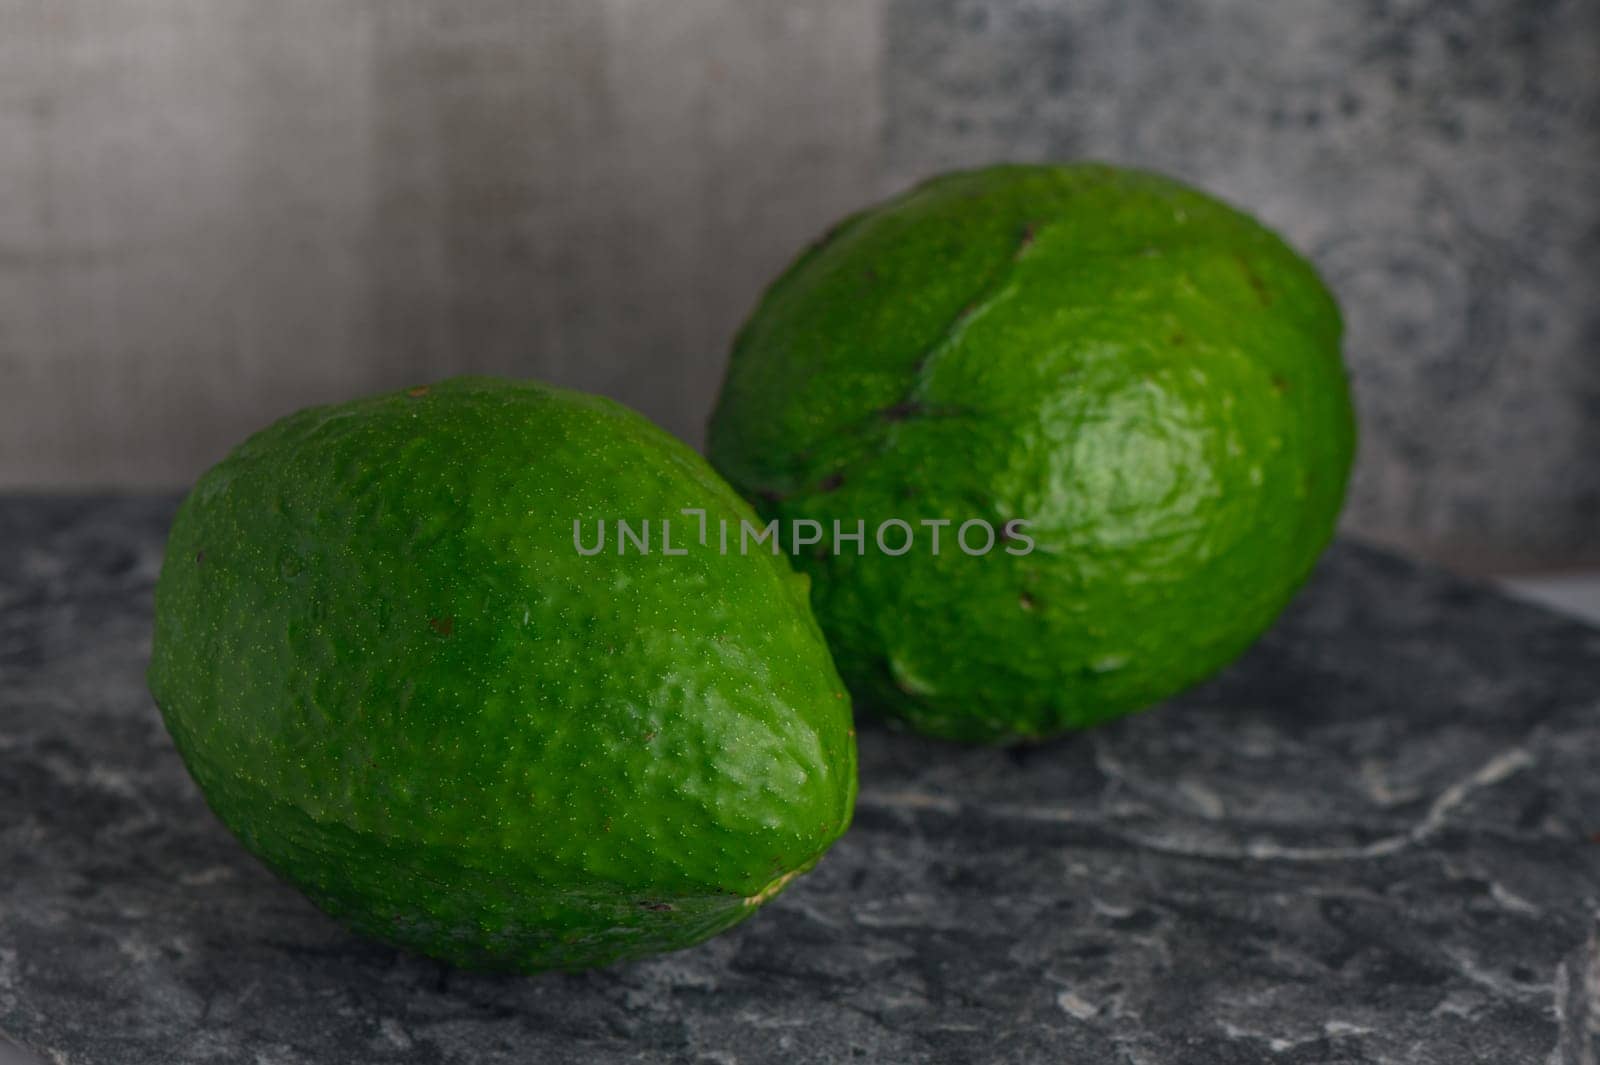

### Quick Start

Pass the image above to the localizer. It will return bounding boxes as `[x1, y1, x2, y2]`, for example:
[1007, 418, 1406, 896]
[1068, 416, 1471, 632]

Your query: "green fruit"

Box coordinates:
[708, 164, 1355, 743]
[149, 377, 856, 971]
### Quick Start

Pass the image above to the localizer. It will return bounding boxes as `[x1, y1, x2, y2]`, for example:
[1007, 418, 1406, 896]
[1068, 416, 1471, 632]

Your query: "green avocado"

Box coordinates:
[149, 377, 857, 971]
[708, 164, 1356, 743]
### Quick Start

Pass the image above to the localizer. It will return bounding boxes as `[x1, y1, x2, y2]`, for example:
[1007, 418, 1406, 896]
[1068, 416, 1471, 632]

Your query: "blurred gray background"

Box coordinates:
[2, 0, 1596, 572]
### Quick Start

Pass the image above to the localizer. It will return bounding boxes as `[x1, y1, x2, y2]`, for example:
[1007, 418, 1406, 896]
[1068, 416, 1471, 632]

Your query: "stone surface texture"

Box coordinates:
[2, 495, 1599, 1064]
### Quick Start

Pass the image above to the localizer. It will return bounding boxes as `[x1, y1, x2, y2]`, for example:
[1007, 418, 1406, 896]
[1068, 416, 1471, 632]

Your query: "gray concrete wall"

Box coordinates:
[2, 0, 1596, 570]
[0, 0, 885, 483]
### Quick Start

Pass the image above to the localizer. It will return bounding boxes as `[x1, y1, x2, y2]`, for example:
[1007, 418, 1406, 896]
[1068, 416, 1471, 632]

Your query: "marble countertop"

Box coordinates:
[1501, 574, 1600, 628]
[2, 496, 1597, 1065]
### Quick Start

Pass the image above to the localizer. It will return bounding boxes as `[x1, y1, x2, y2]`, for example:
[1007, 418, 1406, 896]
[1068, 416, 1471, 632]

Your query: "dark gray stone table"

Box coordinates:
[3, 496, 1598, 1065]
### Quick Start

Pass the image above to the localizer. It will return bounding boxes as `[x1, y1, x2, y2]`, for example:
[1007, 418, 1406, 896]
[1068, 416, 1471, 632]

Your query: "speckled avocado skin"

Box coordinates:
[708, 164, 1356, 743]
[148, 377, 857, 971]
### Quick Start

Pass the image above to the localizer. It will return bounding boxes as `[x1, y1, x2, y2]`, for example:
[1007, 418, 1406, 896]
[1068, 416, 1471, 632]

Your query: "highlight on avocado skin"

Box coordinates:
[708, 163, 1357, 743]
[148, 376, 858, 972]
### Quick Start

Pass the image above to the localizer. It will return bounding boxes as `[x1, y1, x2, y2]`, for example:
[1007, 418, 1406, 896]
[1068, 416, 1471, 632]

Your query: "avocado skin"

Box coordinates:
[709, 164, 1356, 743]
[150, 377, 857, 971]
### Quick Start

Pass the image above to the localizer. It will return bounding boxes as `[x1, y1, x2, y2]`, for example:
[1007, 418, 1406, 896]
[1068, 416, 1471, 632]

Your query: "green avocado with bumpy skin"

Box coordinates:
[149, 376, 857, 971]
[708, 164, 1355, 743]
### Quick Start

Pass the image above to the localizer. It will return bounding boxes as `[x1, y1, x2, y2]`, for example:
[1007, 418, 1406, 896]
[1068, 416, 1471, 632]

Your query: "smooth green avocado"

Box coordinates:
[149, 377, 857, 971]
[708, 163, 1356, 743]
